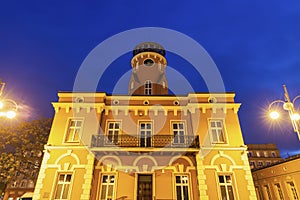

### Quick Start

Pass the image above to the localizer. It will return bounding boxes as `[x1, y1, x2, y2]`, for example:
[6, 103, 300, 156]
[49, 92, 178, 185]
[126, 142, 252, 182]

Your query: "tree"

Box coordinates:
[0, 118, 52, 197]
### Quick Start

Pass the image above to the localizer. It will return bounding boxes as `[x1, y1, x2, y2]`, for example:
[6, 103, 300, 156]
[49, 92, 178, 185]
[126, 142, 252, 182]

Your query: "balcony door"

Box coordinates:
[137, 174, 152, 200]
[139, 122, 152, 147]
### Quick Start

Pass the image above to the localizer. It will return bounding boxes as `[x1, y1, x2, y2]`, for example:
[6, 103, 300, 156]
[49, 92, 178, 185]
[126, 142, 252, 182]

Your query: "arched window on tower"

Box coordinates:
[145, 80, 152, 95]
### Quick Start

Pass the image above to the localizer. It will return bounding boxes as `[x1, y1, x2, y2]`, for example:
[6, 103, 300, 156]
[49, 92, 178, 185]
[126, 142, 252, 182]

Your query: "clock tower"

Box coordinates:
[129, 42, 168, 95]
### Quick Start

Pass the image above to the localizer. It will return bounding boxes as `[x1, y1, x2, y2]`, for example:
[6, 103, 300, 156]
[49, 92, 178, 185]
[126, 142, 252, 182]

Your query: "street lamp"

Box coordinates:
[268, 85, 300, 140]
[0, 81, 18, 119]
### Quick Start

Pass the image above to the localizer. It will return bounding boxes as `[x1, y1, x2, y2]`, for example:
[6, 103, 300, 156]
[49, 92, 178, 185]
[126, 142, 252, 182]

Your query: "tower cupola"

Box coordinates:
[129, 42, 168, 95]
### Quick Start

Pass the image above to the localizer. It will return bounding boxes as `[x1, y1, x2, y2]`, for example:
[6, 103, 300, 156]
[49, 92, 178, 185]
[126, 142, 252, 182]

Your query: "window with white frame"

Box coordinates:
[65, 119, 83, 142]
[145, 80, 152, 95]
[139, 122, 152, 147]
[264, 185, 272, 200]
[107, 122, 120, 144]
[172, 122, 185, 144]
[175, 175, 190, 200]
[209, 120, 225, 143]
[287, 181, 299, 200]
[54, 173, 72, 200]
[218, 175, 235, 200]
[100, 174, 115, 200]
[275, 183, 284, 200]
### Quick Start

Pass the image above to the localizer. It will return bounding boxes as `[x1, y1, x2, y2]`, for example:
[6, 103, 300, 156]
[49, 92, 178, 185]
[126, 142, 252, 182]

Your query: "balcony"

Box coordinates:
[91, 134, 199, 149]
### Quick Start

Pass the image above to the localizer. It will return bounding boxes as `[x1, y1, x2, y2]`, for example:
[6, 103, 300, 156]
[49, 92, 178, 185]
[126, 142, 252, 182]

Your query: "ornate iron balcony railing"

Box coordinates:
[91, 134, 199, 148]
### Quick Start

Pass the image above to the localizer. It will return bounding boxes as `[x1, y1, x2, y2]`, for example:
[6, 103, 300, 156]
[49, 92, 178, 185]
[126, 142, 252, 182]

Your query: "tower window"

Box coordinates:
[144, 59, 154, 67]
[145, 80, 152, 95]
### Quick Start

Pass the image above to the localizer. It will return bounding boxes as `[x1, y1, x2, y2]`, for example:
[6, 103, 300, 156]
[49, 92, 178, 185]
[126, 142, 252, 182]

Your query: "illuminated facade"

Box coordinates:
[252, 154, 300, 200]
[34, 42, 257, 200]
[247, 143, 282, 170]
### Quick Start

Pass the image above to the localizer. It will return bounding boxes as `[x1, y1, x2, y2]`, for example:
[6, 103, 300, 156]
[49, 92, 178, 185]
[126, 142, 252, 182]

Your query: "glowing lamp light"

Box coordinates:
[0, 101, 3, 109]
[269, 111, 280, 120]
[6, 110, 16, 119]
[291, 113, 300, 121]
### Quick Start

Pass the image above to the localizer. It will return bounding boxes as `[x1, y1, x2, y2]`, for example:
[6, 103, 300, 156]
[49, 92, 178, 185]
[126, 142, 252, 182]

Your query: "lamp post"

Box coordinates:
[0, 81, 18, 119]
[268, 85, 300, 140]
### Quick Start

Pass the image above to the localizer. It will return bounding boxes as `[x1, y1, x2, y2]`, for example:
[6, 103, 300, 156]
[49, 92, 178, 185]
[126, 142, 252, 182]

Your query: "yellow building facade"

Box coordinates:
[34, 42, 256, 200]
[252, 154, 300, 200]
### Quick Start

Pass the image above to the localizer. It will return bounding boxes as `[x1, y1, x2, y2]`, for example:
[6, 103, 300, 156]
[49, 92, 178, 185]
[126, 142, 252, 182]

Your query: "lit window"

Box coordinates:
[54, 174, 72, 200]
[172, 122, 185, 144]
[256, 152, 261, 157]
[65, 119, 83, 143]
[264, 185, 272, 200]
[107, 122, 120, 144]
[145, 80, 152, 95]
[100, 175, 115, 200]
[209, 120, 225, 143]
[218, 175, 235, 200]
[287, 181, 299, 200]
[264, 151, 268, 157]
[275, 183, 284, 200]
[175, 175, 190, 200]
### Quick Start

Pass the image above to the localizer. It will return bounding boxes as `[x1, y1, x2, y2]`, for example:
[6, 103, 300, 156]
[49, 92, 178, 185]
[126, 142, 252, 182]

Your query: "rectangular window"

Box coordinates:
[249, 161, 255, 169]
[100, 174, 115, 200]
[137, 174, 152, 200]
[256, 152, 261, 157]
[287, 181, 299, 200]
[218, 175, 235, 200]
[172, 122, 185, 144]
[54, 174, 72, 200]
[107, 122, 120, 144]
[65, 119, 83, 142]
[248, 151, 253, 157]
[275, 183, 284, 200]
[139, 122, 152, 147]
[145, 80, 152, 95]
[255, 186, 263, 200]
[258, 161, 263, 168]
[264, 185, 272, 200]
[175, 175, 190, 200]
[209, 120, 225, 143]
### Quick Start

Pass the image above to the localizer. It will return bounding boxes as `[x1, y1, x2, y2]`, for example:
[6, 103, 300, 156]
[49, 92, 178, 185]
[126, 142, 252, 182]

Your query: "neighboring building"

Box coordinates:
[247, 144, 282, 170]
[33, 42, 257, 200]
[252, 154, 300, 200]
[3, 151, 42, 200]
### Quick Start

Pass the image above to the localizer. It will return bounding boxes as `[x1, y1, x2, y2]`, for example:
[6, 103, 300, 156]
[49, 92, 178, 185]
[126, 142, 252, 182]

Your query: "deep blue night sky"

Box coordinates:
[1, 1, 300, 157]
